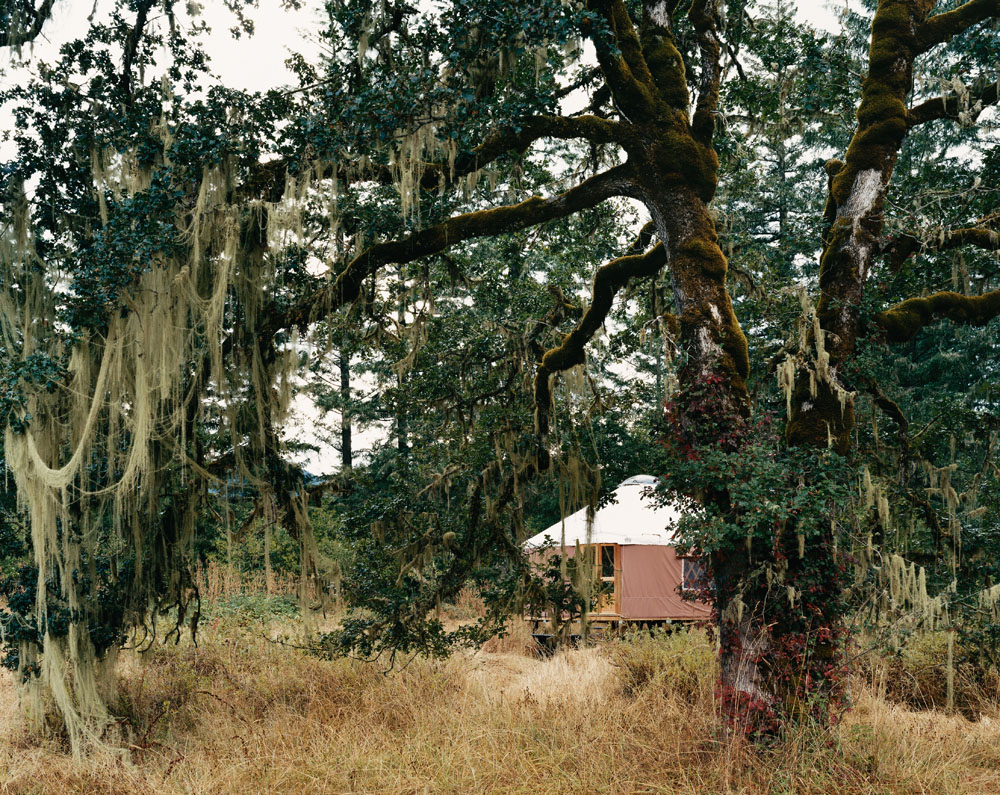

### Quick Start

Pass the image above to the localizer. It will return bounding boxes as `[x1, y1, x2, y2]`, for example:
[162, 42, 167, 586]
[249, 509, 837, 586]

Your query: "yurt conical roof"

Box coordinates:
[525, 475, 682, 548]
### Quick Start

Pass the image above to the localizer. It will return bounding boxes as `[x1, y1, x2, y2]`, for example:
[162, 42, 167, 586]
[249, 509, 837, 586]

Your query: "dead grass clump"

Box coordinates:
[859, 631, 1000, 718]
[115, 647, 206, 741]
[467, 645, 616, 709]
[608, 626, 716, 701]
[840, 689, 1000, 792]
[444, 585, 488, 621]
[480, 616, 537, 656]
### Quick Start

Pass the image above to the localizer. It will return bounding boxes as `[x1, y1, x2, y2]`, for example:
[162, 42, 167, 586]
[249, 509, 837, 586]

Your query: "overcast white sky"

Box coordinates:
[3, 1, 844, 94]
[0, 0, 845, 474]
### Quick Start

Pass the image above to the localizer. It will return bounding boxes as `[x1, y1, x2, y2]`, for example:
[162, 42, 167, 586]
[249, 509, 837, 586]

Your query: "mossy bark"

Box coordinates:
[791, 0, 934, 452]
[775, 0, 943, 725]
[877, 289, 1000, 342]
[624, 0, 765, 717]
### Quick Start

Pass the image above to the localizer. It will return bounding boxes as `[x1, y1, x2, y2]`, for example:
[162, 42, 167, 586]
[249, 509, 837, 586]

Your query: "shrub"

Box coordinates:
[200, 594, 301, 625]
[608, 625, 716, 701]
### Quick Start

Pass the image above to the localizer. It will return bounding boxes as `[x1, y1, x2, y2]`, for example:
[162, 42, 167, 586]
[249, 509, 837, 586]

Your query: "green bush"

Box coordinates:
[200, 594, 301, 624]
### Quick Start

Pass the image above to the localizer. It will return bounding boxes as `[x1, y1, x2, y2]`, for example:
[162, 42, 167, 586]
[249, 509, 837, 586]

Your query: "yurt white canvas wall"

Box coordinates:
[524, 475, 711, 622]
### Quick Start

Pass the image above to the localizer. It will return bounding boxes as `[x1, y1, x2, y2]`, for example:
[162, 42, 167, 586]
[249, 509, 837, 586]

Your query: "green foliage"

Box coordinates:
[200, 594, 300, 624]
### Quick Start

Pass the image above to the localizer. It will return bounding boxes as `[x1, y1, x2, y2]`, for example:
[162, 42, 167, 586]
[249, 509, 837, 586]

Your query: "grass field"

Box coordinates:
[2, 611, 1000, 794]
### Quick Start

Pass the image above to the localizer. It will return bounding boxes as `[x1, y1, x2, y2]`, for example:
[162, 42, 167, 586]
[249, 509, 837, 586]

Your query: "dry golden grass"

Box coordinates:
[195, 561, 300, 601]
[3, 620, 1000, 794]
[859, 632, 1000, 718]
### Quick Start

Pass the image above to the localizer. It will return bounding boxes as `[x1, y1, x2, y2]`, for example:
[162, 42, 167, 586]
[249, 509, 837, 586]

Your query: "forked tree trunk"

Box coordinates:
[701, 0, 941, 727]
[617, 0, 943, 728]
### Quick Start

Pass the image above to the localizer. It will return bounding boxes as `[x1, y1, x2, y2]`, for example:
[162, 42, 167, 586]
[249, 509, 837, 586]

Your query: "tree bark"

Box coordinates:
[340, 345, 352, 470]
[771, 0, 948, 726]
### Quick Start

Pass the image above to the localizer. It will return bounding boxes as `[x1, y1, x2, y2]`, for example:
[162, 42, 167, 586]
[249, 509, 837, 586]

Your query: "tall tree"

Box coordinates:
[2, 0, 999, 750]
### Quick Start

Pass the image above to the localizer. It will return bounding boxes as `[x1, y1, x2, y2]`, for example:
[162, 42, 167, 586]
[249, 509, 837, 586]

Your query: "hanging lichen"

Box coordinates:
[0, 139, 329, 753]
[777, 286, 855, 426]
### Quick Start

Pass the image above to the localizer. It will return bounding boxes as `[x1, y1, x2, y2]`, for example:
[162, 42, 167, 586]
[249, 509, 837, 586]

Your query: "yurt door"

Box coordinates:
[595, 544, 621, 614]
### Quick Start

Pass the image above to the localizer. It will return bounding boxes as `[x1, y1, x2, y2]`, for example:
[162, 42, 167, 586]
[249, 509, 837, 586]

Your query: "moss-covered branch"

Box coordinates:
[533, 241, 668, 466]
[587, 0, 658, 118]
[815, 0, 933, 367]
[119, 0, 156, 108]
[907, 77, 1000, 127]
[865, 377, 910, 446]
[792, 0, 942, 451]
[526, 287, 583, 362]
[270, 164, 635, 334]
[876, 289, 1000, 342]
[539, 243, 667, 375]
[638, 1, 691, 114]
[241, 114, 626, 204]
[419, 114, 626, 192]
[0, 0, 55, 47]
[883, 223, 1000, 273]
[625, 219, 657, 256]
[689, 0, 723, 142]
[918, 0, 1000, 52]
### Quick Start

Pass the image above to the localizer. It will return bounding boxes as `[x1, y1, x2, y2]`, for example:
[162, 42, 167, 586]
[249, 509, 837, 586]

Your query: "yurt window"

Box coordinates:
[594, 544, 619, 614]
[600, 545, 615, 579]
[681, 557, 708, 592]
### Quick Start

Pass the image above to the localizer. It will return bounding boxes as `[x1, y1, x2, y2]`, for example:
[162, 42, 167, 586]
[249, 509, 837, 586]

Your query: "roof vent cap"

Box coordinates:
[619, 474, 658, 486]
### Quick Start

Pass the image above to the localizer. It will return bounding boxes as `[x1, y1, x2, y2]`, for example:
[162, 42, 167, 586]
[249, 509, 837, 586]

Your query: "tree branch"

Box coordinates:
[0, 0, 55, 48]
[119, 0, 156, 108]
[403, 115, 625, 196]
[918, 0, 1000, 52]
[526, 284, 583, 363]
[350, 1, 411, 82]
[689, 0, 723, 142]
[624, 219, 656, 256]
[240, 113, 626, 204]
[883, 222, 1000, 273]
[533, 241, 667, 467]
[587, 0, 656, 118]
[876, 289, 1000, 342]
[270, 163, 635, 334]
[907, 77, 1000, 127]
[554, 66, 605, 105]
[864, 376, 909, 440]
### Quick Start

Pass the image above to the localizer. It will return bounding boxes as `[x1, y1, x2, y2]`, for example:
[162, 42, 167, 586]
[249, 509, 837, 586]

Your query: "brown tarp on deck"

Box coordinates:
[619, 545, 711, 620]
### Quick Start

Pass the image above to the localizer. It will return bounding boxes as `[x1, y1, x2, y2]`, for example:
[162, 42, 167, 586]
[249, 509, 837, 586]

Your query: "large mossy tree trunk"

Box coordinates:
[788, 0, 933, 456]
[770, 2, 932, 726]
[603, 1, 777, 720]
[721, 0, 995, 728]
[596, 0, 968, 729]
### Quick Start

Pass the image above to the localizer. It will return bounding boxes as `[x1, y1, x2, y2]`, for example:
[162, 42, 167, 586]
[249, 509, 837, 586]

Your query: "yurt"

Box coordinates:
[524, 475, 711, 625]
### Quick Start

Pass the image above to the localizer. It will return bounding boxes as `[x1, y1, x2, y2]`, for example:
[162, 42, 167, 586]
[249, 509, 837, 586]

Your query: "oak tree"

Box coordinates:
[2, 0, 999, 749]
